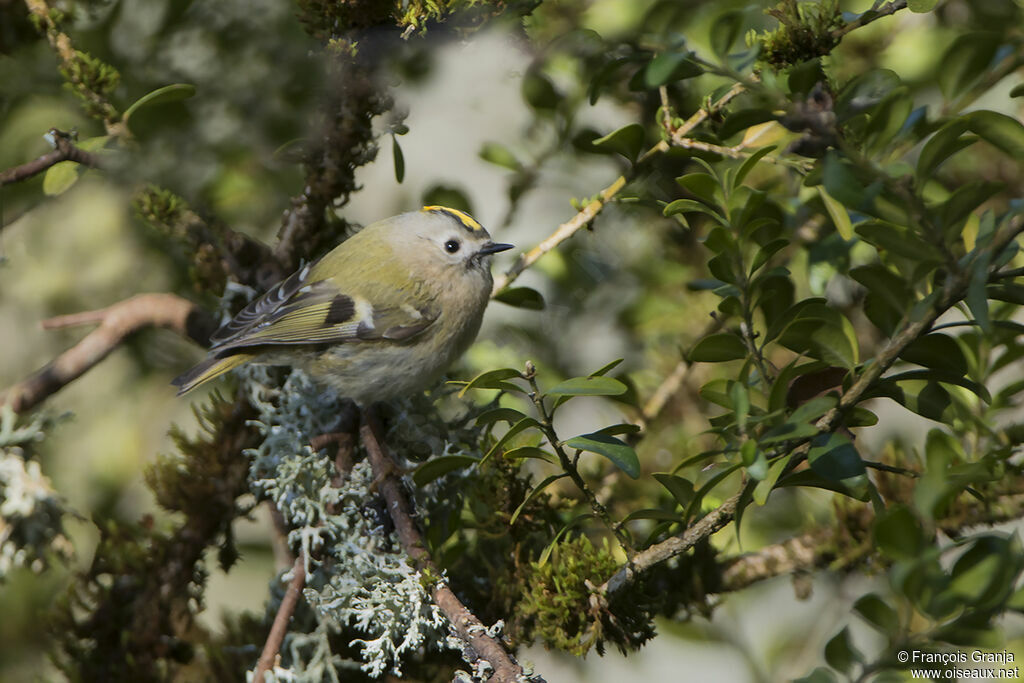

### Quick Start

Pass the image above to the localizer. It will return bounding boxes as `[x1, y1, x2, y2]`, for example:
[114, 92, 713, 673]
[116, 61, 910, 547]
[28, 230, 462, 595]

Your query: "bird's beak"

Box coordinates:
[478, 242, 514, 256]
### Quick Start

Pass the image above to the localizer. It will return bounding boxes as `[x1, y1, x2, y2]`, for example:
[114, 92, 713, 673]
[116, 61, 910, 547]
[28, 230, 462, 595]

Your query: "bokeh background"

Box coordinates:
[2, 0, 1024, 680]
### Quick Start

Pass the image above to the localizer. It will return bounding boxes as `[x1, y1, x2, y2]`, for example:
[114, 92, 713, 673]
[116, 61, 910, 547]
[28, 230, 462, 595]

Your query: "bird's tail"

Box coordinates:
[172, 353, 251, 395]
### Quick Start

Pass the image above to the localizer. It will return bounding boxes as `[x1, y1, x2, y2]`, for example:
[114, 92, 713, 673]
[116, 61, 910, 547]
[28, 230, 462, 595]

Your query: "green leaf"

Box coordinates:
[850, 263, 912, 335]
[688, 333, 747, 362]
[874, 505, 926, 560]
[753, 454, 791, 505]
[883, 368, 991, 403]
[777, 304, 859, 369]
[123, 83, 197, 124]
[392, 135, 405, 183]
[710, 9, 745, 57]
[546, 376, 628, 397]
[412, 455, 478, 487]
[718, 110, 775, 142]
[808, 433, 865, 481]
[653, 473, 694, 508]
[459, 368, 523, 396]
[733, 145, 776, 189]
[908, 0, 938, 11]
[564, 433, 641, 478]
[967, 110, 1024, 159]
[938, 33, 999, 100]
[793, 668, 837, 683]
[481, 416, 541, 465]
[593, 423, 641, 437]
[589, 358, 624, 377]
[493, 286, 545, 310]
[818, 186, 853, 240]
[853, 594, 900, 633]
[538, 513, 595, 566]
[824, 627, 862, 675]
[663, 199, 728, 225]
[42, 160, 81, 196]
[899, 333, 968, 375]
[479, 142, 521, 171]
[967, 248, 993, 333]
[835, 69, 901, 124]
[643, 52, 702, 88]
[503, 446, 555, 462]
[855, 220, 945, 262]
[522, 69, 561, 110]
[916, 119, 974, 181]
[592, 123, 645, 163]
[475, 407, 528, 427]
[675, 173, 720, 206]
[510, 473, 568, 525]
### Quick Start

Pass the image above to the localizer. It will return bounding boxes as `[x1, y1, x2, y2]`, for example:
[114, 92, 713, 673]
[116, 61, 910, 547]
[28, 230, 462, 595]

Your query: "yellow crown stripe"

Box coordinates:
[421, 205, 483, 232]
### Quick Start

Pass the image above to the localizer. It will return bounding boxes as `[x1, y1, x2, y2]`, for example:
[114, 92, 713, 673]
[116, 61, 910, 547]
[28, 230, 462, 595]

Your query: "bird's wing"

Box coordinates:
[209, 261, 438, 352]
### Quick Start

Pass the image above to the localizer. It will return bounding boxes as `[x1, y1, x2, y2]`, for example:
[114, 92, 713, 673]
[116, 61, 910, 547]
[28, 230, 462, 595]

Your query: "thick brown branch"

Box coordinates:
[360, 409, 535, 683]
[0, 294, 213, 414]
[0, 129, 102, 187]
[254, 554, 307, 683]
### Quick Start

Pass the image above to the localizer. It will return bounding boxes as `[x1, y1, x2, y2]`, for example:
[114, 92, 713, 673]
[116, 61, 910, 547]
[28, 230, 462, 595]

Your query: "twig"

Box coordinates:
[491, 175, 627, 296]
[0, 129, 102, 187]
[593, 216, 1024, 602]
[491, 82, 752, 298]
[832, 0, 908, 39]
[523, 363, 635, 554]
[360, 408, 536, 683]
[254, 554, 307, 682]
[0, 294, 212, 414]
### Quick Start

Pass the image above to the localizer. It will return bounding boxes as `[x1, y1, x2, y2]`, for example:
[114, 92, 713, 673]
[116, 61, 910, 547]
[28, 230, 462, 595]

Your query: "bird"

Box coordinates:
[173, 206, 513, 404]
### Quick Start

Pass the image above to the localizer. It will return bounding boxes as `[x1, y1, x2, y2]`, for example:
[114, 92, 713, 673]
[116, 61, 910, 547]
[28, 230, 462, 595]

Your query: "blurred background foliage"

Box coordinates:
[2, 0, 1024, 680]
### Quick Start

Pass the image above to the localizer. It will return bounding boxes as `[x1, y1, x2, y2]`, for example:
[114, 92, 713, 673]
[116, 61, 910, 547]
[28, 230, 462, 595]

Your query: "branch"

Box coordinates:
[254, 554, 307, 683]
[833, 0, 908, 39]
[0, 129, 102, 187]
[360, 408, 537, 683]
[491, 175, 627, 296]
[594, 216, 1024, 601]
[0, 294, 213, 414]
[719, 490, 1024, 592]
[491, 82, 752, 298]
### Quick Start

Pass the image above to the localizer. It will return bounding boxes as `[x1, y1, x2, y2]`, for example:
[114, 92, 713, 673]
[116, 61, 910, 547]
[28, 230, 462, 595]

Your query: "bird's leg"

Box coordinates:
[359, 405, 409, 492]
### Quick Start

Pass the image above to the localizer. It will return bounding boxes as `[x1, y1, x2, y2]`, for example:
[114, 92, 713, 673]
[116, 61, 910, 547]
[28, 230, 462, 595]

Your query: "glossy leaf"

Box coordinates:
[564, 433, 641, 478]
[459, 368, 523, 396]
[412, 455, 478, 487]
[818, 186, 853, 240]
[853, 594, 899, 633]
[689, 333, 747, 362]
[967, 110, 1024, 159]
[479, 142, 521, 171]
[916, 119, 973, 181]
[123, 83, 196, 124]
[653, 473, 694, 508]
[899, 333, 969, 375]
[494, 286, 545, 310]
[643, 52, 702, 88]
[592, 123, 645, 163]
[710, 9, 744, 57]
[808, 433, 865, 481]
[392, 135, 405, 183]
[42, 161, 81, 196]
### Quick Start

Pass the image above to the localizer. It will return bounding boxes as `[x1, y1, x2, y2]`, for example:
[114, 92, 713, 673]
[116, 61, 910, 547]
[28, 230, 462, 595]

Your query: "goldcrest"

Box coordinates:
[173, 206, 513, 404]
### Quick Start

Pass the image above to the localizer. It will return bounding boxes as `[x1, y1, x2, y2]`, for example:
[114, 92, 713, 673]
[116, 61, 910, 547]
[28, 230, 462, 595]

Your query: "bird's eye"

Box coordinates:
[444, 239, 461, 254]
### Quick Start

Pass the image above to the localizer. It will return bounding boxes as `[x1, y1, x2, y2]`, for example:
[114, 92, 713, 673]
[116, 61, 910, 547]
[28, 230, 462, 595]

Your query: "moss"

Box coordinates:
[759, 0, 843, 70]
